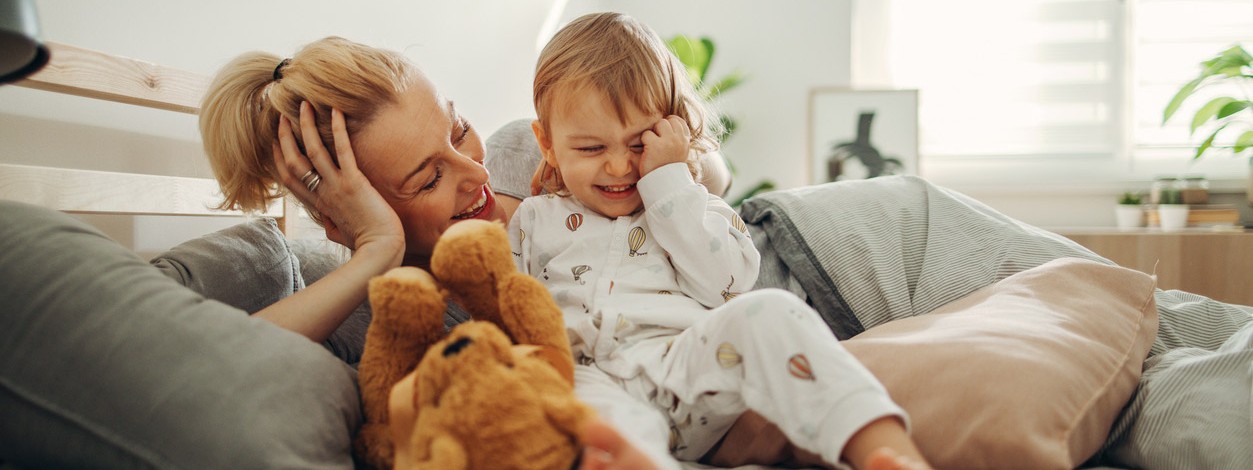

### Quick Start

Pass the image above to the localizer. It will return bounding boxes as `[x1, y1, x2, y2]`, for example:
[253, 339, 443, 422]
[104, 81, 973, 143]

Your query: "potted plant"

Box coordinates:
[1157, 188, 1190, 232]
[1115, 191, 1144, 230]
[1162, 45, 1253, 204]
[666, 35, 775, 206]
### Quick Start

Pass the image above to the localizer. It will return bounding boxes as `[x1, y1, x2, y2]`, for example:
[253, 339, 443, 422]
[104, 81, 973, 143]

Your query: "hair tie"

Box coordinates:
[273, 58, 291, 81]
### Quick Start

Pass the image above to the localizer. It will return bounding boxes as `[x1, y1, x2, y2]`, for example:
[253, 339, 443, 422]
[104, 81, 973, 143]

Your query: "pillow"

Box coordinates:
[150, 217, 302, 314]
[841, 257, 1158, 470]
[0, 201, 360, 468]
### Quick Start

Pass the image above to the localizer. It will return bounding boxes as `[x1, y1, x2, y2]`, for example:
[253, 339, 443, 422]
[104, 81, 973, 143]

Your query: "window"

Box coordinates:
[876, 0, 1253, 188]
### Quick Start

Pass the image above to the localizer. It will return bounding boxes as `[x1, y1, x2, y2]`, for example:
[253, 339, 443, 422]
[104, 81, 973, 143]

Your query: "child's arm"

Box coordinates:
[638, 163, 759, 308]
[638, 117, 759, 307]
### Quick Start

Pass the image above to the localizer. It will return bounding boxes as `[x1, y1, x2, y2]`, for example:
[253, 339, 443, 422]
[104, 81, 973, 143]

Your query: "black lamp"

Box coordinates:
[0, 0, 48, 84]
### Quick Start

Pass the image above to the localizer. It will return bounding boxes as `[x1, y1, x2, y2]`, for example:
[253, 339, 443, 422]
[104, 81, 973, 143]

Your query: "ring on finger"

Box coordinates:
[305, 173, 322, 193]
[299, 169, 317, 186]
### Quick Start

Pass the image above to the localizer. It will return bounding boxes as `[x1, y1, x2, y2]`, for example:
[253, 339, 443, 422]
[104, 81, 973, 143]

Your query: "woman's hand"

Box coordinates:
[579, 418, 661, 470]
[273, 101, 404, 257]
[638, 115, 691, 178]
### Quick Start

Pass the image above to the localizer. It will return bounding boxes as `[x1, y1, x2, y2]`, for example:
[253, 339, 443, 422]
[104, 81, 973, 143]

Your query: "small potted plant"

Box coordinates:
[1157, 188, 1190, 232]
[1115, 191, 1144, 230]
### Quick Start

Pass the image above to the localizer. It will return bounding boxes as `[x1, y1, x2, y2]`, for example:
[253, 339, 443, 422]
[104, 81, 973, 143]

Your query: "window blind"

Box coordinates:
[1132, 0, 1253, 161]
[887, 0, 1122, 160]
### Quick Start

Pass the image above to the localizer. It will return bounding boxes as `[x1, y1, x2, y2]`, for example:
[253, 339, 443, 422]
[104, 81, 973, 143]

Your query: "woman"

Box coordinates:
[206, 36, 1252, 468]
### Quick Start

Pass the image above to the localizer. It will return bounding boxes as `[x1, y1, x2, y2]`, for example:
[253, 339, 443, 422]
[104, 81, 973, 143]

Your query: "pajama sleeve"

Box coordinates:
[637, 163, 760, 308]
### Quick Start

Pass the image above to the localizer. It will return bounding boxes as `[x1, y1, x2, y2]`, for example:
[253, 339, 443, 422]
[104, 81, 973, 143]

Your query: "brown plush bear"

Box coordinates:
[355, 220, 591, 469]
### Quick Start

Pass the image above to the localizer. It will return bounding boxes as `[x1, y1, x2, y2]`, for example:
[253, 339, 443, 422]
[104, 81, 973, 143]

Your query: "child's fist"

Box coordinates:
[638, 115, 691, 177]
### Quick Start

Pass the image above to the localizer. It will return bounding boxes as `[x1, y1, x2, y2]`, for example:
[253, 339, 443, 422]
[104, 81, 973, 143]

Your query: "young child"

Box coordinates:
[509, 12, 933, 470]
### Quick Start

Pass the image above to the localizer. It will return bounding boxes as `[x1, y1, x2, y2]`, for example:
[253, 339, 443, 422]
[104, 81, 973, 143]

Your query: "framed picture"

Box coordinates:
[807, 88, 919, 184]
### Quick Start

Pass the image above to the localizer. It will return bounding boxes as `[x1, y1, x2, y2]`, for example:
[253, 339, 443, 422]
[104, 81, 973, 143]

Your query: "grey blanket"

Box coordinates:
[740, 175, 1253, 469]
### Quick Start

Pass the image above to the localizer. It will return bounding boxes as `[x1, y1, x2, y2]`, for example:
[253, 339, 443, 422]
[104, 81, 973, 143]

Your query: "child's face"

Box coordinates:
[539, 88, 662, 218]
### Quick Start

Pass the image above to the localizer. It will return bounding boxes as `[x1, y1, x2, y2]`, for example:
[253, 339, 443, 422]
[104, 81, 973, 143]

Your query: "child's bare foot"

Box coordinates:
[865, 447, 932, 470]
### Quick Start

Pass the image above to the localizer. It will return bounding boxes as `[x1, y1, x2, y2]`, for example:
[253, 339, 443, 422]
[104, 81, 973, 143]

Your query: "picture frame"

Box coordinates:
[807, 88, 919, 184]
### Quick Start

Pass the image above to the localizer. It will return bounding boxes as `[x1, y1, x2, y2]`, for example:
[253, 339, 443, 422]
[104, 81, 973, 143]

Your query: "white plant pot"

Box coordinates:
[1115, 205, 1143, 230]
[1158, 204, 1189, 232]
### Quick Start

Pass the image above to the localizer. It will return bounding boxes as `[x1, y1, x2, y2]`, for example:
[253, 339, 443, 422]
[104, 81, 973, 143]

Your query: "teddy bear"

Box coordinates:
[354, 219, 592, 469]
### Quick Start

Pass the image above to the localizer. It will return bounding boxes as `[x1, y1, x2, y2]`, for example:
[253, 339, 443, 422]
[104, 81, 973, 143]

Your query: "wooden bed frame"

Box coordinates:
[0, 41, 289, 229]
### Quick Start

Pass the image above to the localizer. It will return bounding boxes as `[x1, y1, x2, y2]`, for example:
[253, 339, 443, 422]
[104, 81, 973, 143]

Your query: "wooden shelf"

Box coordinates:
[1051, 228, 1253, 306]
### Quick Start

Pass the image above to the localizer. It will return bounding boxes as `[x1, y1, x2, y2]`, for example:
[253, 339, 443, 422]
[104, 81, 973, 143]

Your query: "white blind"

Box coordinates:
[888, 0, 1122, 159]
[1132, 0, 1253, 161]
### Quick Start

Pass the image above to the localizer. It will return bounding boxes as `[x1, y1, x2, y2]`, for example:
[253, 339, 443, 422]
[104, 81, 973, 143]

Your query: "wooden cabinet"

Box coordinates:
[1052, 228, 1253, 306]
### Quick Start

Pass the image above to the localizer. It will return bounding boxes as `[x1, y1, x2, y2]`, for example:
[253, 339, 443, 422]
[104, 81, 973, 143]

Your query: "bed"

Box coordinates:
[2, 43, 1252, 470]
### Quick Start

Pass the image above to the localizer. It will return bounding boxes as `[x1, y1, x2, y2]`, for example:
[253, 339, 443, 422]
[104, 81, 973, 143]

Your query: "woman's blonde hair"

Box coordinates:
[199, 36, 417, 218]
[532, 12, 719, 195]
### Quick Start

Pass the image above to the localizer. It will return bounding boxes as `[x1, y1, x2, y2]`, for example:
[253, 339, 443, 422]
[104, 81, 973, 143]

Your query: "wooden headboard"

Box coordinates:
[0, 41, 286, 224]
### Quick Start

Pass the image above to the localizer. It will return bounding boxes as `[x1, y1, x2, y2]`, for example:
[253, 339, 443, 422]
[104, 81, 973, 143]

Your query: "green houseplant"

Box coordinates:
[666, 35, 774, 206]
[1162, 45, 1253, 204]
[1115, 191, 1144, 230]
[1163, 45, 1253, 161]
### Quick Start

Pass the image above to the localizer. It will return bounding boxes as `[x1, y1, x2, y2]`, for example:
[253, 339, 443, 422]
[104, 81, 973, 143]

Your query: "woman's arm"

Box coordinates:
[255, 103, 405, 342]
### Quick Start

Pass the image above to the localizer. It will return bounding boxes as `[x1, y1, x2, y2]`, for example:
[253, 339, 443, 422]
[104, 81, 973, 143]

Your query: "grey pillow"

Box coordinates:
[151, 218, 303, 314]
[0, 201, 361, 469]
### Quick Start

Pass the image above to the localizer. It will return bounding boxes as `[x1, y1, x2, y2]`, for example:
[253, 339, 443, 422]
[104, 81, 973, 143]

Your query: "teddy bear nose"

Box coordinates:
[442, 336, 473, 357]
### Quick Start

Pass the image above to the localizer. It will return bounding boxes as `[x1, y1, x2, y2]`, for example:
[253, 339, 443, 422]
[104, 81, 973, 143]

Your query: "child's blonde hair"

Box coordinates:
[199, 36, 417, 221]
[532, 12, 720, 195]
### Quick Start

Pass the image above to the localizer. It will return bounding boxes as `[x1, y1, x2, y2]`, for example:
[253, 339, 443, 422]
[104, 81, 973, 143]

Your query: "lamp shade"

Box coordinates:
[0, 0, 48, 84]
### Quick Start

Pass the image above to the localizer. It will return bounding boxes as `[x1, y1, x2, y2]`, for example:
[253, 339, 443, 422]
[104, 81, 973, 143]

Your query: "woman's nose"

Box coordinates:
[454, 154, 489, 192]
[605, 151, 636, 177]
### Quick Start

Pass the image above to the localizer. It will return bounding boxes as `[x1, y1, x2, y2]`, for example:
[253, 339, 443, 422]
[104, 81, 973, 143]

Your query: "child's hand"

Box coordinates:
[638, 115, 691, 178]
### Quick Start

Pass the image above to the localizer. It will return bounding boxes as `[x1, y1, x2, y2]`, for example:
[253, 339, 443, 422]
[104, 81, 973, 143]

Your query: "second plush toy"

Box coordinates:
[355, 220, 591, 469]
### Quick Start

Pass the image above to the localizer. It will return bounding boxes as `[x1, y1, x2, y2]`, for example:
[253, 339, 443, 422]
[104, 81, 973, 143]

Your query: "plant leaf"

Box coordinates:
[1193, 123, 1227, 159]
[718, 115, 738, 143]
[704, 71, 746, 101]
[666, 35, 711, 86]
[1202, 45, 1253, 77]
[1190, 97, 1237, 134]
[1217, 100, 1250, 119]
[1233, 130, 1253, 153]
[1163, 77, 1202, 123]
[698, 37, 715, 83]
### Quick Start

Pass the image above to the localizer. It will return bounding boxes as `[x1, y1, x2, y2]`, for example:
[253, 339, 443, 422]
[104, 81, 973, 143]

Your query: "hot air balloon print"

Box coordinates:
[787, 354, 815, 381]
[721, 276, 740, 302]
[716, 342, 742, 368]
[572, 265, 591, 284]
[731, 215, 747, 234]
[565, 212, 584, 232]
[628, 226, 647, 256]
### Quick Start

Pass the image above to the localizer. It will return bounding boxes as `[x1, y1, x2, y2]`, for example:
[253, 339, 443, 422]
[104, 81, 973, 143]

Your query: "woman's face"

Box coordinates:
[352, 74, 506, 261]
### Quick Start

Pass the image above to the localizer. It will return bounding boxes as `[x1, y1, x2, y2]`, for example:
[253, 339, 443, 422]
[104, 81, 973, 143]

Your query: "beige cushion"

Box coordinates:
[843, 257, 1158, 470]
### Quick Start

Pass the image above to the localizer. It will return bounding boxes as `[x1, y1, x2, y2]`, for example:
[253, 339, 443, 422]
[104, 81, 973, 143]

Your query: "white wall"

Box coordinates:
[0, 0, 856, 255]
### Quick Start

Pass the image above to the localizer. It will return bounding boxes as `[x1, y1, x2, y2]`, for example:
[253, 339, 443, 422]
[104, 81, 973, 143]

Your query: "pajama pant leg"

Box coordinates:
[657, 288, 907, 466]
[574, 364, 683, 470]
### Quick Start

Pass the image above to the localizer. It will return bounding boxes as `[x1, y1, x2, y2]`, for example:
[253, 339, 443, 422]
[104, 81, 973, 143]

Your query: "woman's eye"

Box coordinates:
[452, 120, 472, 146]
[422, 165, 443, 191]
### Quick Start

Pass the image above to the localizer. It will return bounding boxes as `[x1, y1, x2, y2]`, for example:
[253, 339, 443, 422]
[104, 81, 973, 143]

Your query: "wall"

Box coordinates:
[0, 0, 855, 256]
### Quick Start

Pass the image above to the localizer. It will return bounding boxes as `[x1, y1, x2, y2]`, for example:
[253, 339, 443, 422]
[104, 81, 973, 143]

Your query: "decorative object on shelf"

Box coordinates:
[1149, 176, 1179, 205]
[1115, 191, 1144, 230]
[1178, 174, 1210, 204]
[809, 88, 919, 185]
[1162, 45, 1253, 205]
[1156, 188, 1190, 232]
[666, 35, 773, 207]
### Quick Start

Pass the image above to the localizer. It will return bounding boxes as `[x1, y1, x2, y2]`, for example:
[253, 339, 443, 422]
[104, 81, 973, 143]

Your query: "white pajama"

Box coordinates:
[508, 163, 906, 466]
